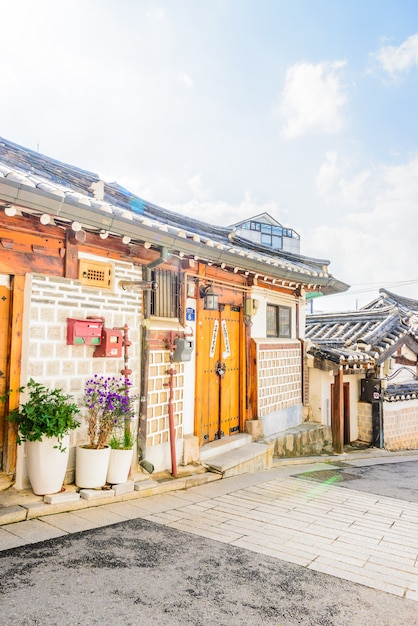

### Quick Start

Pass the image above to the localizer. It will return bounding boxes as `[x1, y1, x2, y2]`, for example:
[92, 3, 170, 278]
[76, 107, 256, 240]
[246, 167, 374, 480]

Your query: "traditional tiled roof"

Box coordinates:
[306, 289, 418, 369]
[361, 289, 418, 340]
[0, 137, 348, 295]
[385, 381, 418, 402]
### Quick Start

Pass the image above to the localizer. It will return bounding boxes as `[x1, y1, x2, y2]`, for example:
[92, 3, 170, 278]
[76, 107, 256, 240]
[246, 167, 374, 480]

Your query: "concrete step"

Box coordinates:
[200, 433, 252, 462]
[203, 442, 273, 478]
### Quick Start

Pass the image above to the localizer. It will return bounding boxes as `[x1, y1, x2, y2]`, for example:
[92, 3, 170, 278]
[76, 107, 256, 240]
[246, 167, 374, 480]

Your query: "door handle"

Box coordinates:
[215, 361, 226, 377]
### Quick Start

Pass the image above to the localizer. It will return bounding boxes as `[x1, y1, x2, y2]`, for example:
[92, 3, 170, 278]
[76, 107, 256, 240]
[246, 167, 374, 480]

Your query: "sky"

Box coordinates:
[1, 0, 418, 312]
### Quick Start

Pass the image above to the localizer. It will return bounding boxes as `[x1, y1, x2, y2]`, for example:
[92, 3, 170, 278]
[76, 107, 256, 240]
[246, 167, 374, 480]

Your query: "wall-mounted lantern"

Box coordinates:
[200, 284, 219, 310]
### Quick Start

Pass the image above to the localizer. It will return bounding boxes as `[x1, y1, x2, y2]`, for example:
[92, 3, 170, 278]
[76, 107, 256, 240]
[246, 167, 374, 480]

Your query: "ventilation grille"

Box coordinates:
[79, 260, 113, 289]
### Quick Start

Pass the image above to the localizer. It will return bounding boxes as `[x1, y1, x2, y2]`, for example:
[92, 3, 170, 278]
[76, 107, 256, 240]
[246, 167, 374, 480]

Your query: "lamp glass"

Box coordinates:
[204, 286, 218, 310]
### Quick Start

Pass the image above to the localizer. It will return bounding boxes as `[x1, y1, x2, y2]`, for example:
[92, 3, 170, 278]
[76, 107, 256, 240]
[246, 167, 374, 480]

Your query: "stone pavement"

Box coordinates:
[1, 454, 418, 603]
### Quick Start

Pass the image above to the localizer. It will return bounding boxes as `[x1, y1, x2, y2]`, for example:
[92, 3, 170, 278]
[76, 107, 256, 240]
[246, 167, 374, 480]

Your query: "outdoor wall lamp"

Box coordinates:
[200, 284, 219, 310]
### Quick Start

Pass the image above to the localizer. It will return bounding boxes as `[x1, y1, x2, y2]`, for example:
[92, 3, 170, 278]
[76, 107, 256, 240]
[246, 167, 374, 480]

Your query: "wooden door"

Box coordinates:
[0, 280, 11, 471]
[331, 381, 350, 445]
[196, 304, 241, 444]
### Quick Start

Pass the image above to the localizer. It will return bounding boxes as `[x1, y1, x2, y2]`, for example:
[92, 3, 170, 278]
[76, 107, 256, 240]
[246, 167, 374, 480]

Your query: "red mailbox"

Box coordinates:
[67, 318, 103, 346]
[93, 328, 123, 358]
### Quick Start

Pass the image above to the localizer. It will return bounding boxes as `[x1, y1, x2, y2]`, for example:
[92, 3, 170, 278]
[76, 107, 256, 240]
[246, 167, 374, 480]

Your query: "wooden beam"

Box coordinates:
[65, 229, 78, 279]
[332, 368, 344, 454]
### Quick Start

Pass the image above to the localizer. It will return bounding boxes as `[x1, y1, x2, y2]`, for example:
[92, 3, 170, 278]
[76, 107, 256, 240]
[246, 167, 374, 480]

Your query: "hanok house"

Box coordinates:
[306, 289, 418, 453]
[0, 137, 348, 492]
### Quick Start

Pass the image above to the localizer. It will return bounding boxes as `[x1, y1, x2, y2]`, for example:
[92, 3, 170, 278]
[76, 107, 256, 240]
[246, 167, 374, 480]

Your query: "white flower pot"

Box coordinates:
[75, 445, 110, 488]
[106, 448, 134, 484]
[26, 435, 70, 496]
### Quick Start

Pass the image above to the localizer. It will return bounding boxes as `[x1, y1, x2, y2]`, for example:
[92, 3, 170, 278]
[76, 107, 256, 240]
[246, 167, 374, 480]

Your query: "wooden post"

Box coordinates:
[332, 368, 344, 454]
[4, 275, 25, 475]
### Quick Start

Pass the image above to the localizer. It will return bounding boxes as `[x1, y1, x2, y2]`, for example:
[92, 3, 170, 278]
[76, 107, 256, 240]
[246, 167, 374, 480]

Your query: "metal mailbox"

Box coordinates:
[67, 318, 103, 346]
[93, 328, 123, 358]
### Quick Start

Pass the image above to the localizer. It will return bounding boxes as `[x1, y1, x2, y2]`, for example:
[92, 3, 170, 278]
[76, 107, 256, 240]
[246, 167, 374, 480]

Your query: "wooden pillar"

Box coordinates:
[332, 368, 344, 454]
[4, 275, 25, 475]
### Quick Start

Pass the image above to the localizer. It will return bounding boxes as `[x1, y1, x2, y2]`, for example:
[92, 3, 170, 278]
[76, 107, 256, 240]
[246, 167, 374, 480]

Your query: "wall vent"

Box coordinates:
[78, 260, 113, 290]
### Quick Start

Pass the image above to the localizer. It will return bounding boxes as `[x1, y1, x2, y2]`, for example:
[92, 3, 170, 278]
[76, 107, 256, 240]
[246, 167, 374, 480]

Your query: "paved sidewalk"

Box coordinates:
[1, 458, 418, 603]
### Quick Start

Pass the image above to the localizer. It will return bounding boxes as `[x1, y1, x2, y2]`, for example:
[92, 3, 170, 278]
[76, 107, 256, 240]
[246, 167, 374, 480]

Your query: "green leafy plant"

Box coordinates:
[109, 424, 135, 450]
[0, 378, 80, 452]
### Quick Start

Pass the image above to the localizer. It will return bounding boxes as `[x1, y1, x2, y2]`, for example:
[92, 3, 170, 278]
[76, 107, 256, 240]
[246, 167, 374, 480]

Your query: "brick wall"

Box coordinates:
[18, 259, 143, 487]
[146, 347, 185, 449]
[257, 342, 302, 416]
[357, 402, 373, 443]
[383, 400, 418, 451]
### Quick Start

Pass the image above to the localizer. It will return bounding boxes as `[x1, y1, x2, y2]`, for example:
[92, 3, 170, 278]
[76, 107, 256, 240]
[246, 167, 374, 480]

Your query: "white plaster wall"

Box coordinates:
[308, 368, 362, 441]
[250, 287, 297, 338]
[182, 296, 197, 436]
[347, 375, 361, 441]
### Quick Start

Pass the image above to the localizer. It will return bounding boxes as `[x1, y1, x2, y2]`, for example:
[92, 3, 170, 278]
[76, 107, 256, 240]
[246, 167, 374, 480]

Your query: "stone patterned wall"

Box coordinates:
[357, 402, 373, 443]
[257, 342, 302, 416]
[384, 401, 418, 451]
[146, 347, 184, 449]
[19, 260, 142, 487]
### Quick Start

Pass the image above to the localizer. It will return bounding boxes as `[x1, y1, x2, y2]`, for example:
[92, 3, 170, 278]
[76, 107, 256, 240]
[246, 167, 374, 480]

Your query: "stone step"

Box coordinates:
[203, 442, 273, 478]
[200, 433, 252, 462]
[267, 423, 333, 458]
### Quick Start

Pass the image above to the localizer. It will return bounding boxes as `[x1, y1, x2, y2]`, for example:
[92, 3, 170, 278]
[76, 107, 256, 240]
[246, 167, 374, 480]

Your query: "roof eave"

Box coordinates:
[0, 177, 348, 294]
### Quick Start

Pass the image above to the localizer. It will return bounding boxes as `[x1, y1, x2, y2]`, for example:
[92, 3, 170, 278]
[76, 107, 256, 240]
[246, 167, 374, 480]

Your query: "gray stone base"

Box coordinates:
[266, 423, 333, 458]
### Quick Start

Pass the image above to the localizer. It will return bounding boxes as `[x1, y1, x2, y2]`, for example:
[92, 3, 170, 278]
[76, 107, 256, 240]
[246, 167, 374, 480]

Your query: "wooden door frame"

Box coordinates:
[194, 287, 246, 445]
[2, 275, 25, 475]
[331, 379, 350, 450]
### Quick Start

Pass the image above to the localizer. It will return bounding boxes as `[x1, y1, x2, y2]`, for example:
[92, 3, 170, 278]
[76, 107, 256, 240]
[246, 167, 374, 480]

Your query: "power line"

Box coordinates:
[325, 278, 418, 299]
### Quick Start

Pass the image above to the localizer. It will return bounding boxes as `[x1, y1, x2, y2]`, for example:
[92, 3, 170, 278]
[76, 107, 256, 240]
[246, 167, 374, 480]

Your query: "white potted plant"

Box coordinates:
[1, 379, 80, 495]
[107, 418, 136, 485]
[76, 375, 137, 488]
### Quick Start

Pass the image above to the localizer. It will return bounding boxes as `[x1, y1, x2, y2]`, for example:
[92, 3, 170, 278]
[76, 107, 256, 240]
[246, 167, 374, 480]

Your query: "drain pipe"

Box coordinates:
[138, 248, 171, 469]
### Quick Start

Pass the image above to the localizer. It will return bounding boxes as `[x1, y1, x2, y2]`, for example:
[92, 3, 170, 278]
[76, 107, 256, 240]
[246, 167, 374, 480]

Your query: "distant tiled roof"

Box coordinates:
[0, 136, 348, 295]
[385, 381, 418, 402]
[306, 289, 418, 369]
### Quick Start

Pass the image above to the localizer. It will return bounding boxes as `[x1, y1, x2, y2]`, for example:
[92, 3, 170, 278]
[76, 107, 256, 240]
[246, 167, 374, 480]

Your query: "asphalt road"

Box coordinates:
[1, 457, 417, 626]
[294, 457, 418, 502]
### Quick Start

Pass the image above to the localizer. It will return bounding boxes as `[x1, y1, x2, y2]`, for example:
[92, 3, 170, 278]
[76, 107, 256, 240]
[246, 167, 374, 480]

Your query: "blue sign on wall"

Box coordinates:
[186, 307, 195, 321]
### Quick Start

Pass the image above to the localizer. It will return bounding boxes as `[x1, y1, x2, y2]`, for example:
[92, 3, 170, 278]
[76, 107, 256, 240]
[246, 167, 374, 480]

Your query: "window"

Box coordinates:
[266, 304, 291, 337]
[151, 269, 180, 318]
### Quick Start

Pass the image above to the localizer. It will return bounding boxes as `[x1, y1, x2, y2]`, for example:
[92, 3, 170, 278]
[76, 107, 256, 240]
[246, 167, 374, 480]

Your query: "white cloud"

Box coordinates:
[177, 70, 194, 88]
[306, 152, 418, 310]
[278, 61, 347, 138]
[316, 152, 371, 208]
[146, 8, 166, 20]
[374, 33, 418, 76]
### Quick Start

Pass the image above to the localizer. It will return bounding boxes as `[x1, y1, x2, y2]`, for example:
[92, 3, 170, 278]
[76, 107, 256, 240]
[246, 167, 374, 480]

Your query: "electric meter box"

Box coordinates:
[245, 298, 259, 316]
[172, 338, 194, 362]
[360, 378, 382, 403]
[93, 328, 123, 358]
[67, 318, 103, 346]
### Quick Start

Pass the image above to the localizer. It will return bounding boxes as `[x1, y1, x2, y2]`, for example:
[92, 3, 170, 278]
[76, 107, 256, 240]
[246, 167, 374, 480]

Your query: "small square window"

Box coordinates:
[151, 269, 180, 318]
[266, 304, 291, 337]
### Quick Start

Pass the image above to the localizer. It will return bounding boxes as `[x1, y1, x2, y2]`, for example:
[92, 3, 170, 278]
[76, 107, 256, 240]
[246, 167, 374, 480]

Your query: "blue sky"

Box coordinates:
[1, 0, 418, 311]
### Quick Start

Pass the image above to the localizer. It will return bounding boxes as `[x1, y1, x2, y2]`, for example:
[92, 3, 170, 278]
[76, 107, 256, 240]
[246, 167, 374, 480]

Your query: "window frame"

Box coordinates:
[266, 304, 292, 338]
[151, 269, 180, 319]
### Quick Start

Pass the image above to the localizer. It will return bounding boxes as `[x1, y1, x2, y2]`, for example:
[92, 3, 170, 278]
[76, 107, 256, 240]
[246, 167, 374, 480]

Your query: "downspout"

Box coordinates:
[138, 248, 170, 471]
